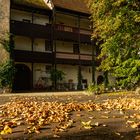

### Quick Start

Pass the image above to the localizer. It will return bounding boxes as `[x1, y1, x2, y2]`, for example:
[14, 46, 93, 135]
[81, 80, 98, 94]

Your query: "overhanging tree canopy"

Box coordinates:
[87, 0, 140, 88]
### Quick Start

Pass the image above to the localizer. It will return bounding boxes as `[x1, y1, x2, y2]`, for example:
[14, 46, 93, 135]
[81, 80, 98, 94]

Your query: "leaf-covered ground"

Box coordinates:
[0, 93, 140, 140]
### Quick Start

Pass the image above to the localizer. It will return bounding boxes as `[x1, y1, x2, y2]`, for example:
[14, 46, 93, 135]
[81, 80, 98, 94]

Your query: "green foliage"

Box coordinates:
[98, 84, 105, 93]
[86, 84, 105, 95]
[0, 60, 15, 88]
[50, 68, 65, 84]
[86, 84, 98, 95]
[0, 34, 15, 90]
[88, 0, 140, 89]
[77, 66, 83, 90]
[0, 34, 14, 53]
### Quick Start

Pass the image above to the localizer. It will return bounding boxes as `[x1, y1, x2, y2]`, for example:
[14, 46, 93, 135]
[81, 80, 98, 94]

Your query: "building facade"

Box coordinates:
[9, 0, 107, 91]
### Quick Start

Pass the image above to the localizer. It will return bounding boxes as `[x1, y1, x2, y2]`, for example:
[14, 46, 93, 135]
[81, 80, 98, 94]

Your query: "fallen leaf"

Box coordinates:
[0, 125, 12, 135]
[102, 124, 107, 127]
[81, 121, 92, 129]
[136, 115, 140, 120]
[115, 132, 121, 136]
[101, 115, 109, 119]
[131, 123, 140, 129]
[89, 116, 94, 119]
[53, 134, 60, 138]
[94, 122, 99, 126]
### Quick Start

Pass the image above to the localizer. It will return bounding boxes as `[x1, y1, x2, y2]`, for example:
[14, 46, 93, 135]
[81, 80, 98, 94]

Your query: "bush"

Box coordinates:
[49, 68, 65, 90]
[0, 60, 15, 89]
[86, 84, 98, 95]
[85, 84, 106, 95]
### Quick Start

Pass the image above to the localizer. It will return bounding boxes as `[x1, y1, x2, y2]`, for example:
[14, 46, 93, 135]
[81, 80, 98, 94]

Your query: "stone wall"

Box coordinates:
[0, 0, 10, 64]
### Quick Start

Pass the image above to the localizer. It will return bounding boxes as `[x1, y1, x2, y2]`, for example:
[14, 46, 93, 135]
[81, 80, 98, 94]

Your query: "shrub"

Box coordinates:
[85, 84, 101, 95]
[50, 68, 65, 90]
[0, 60, 15, 89]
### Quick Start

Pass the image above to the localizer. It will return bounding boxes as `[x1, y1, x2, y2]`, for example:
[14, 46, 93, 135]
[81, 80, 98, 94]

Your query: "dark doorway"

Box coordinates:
[97, 75, 104, 85]
[13, 64, 31, 91]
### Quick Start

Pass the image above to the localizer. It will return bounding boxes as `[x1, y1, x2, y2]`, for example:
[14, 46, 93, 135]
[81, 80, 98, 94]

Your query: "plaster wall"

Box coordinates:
[34, 38, 45, 52]
[56, 13, 78, 27]
[11, 9, 49, 25]
[33, 63, 52, 88]
[11, 9, 32, 22]
[80, 43, 92, 54]
[14, 36, 32, 51]
[56, 41, 73, 53]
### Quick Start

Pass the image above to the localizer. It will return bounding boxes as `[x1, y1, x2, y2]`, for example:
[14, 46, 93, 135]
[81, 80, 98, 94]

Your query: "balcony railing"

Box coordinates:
[80, 54, 92, 60]
[10, 20, 92, 42]
[14, 50, 54, 63]
[56, 52, 79, 59]
[56, 52, 92, 61]
[10, 20, 51, 38]
[13, 49, 93, 65]
[55, 24, 92, 35]
[11, 20, 91, 36]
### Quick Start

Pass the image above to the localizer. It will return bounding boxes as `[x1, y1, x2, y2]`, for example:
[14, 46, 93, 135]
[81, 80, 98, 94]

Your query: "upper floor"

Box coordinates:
[10, 0, 100, 66]
[10, 6, 92, 43]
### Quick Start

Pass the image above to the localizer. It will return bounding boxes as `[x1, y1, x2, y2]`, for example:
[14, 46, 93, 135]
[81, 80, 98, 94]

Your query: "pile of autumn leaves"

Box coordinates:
[0, 97, 140, 135]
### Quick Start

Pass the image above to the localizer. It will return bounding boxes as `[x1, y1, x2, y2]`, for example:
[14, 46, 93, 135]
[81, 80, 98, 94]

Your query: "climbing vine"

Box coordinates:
[0, 34, 15, 90]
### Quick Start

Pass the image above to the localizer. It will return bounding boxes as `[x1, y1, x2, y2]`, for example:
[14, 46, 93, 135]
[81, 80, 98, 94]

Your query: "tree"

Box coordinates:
[87, 0, 140, 89]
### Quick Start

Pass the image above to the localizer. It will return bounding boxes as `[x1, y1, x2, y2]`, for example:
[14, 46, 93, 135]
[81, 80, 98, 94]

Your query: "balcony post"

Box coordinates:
[92, 40, 96, 85]
[31, 38, 34, 89]
[77, 15, 82, 90]
[52, 6, 57, 90]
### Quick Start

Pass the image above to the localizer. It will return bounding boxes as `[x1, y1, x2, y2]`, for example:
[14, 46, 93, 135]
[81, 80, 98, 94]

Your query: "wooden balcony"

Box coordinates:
[56, 52, 92, 60]
[80, 54, 92, 60]
[55, 24, 91, 35]
[54, 24, 92, 43]
[10, 20, 91, 43]
[56, 52, 79, 59]
[56, 52, 92, 66]
[13, 50, 93, 66]
[13, 50, 54, 63]
[10, 20, 51, 39]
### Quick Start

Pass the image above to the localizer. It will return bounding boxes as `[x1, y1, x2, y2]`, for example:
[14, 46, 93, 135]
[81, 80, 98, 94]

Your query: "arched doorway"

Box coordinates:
[97, 75, 104, 85]
[13, 64, 31, 91]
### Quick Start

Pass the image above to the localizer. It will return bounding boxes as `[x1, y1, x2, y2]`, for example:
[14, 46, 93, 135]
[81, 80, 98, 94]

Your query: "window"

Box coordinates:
[73, 43, 79, 54]
[45, 40, 52, 51]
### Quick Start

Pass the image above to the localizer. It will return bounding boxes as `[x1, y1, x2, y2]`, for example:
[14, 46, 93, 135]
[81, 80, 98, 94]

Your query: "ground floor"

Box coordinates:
[13, 62, 115, 91]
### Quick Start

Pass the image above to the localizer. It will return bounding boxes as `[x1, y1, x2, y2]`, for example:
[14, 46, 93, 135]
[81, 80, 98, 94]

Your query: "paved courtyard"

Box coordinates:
[0, 92, 140, 140]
